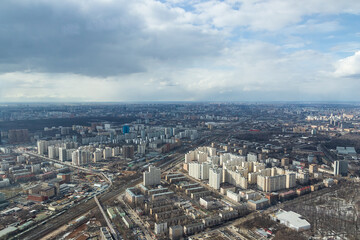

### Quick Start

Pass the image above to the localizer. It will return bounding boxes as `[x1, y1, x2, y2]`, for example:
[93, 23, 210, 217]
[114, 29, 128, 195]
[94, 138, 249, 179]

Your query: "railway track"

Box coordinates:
[14, 145, 192, 240]
[13, 185, 130, 240]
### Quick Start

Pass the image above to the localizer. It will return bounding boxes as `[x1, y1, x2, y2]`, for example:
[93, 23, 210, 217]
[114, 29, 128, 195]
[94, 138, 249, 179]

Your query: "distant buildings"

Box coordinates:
[247, 152, 257, 162]
[336, 147, 356, 155]
[8, 129, 29, 144]
[103, 147, 112, 160]
[37, 140, 77, 156]
[48, 146, 57, 159]
[72, 149, 91, 166]
[112, 146, 120, 156]
[37, 140, 47, 155]
[286, 173, 296, 189]
[185, 147, 216, 163]
[59, 148, 67, 161]
[122, 145, 134, 159]
[123, 125, 130, 134]
[93, 150, 102, 162]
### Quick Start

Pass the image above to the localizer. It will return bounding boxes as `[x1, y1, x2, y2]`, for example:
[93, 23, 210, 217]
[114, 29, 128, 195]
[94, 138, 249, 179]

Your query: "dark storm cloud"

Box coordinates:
[0, 0, 222, 76]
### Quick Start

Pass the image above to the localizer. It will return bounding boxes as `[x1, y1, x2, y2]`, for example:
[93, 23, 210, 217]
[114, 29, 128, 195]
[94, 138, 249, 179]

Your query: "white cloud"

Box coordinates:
[2, 43, 356, 102]
[1, 0, 360, 102]
[190, 0, 360, 31]
[334, 51, 360, 78]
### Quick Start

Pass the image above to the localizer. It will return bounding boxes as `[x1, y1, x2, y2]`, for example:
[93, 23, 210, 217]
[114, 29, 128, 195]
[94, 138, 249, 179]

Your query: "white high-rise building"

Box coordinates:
[143, 165, 161, 186]
[37, 140, 47, 155]
[17, 155, 26, 163]
[247, 152, 258, 162]
[210, 156, 220, 165]
[188, 162, 201, 179]
[197, 152, 207, 163]
[188, 162, 211, 180]
[66, 149, 74, 161]
[31, 164, 41, 173]
[59, 147, 67, 162]
[296, 171, 309, 184]
[253, 162, 265, 172]
[93, 150, 102, 162]
[112, 147, 120, 157]
[72, 149, 91, 166]
[154, 222, 168, 235]
[72, 150, 79, 166]
[209, 168, 222, 190]
[223, 169, 248, 189]
[257, 174, 286, 192]
[185, 147, 216, 163]
[248, 172, 260, 184]
[48, 146, 56, 159]
[286, 173, 296, 189]
[80, 150, 91, 165]
[200, 162, 211, 180]
[103, 147, 112, 160]
[138, 144, 146, 155]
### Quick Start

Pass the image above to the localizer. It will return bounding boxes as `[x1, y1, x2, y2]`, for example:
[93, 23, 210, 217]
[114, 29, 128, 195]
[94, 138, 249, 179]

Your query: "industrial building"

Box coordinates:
[271, 210, 311, 231]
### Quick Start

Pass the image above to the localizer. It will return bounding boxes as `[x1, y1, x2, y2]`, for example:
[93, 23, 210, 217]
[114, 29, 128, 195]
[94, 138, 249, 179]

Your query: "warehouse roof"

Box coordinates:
[274, 210, 310, 231]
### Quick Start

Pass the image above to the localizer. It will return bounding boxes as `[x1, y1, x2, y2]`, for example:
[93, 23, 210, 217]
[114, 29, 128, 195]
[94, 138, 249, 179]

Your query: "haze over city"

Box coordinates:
[2, 2, 360, 239]
[1, 0, 360, 102]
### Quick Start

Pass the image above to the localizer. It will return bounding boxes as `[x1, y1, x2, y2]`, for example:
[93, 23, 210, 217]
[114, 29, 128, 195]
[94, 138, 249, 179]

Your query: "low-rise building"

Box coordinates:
[227, 190, 240, 202]
[183, 222, 204, 235]
[247, 197, 269, 210]
[122, 215, 133, 228]
[169, 225, 183, 240]
[199, 196, 216, 209]
[154, 222, 168, 235]
[100, 227, 113, 240]
[271, 210, 311, 231]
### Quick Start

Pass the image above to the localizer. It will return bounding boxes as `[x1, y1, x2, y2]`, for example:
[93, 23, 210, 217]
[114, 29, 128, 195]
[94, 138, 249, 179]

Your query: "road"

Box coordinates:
[24, 151, 96, 174]
[12, 135, 216, 240]
[95, 195, 119, 240]
[14, 142, 192, 240]
[25, 151, 114, 187]
[190, 183, 346, 240]
[13, 179, 139, 240]
[118, 194, 154, 240]
[318, 144, 336, 163]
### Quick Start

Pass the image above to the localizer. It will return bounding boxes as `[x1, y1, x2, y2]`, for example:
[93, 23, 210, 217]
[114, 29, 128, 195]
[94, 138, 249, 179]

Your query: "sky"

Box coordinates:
[1, 0, 360, 102]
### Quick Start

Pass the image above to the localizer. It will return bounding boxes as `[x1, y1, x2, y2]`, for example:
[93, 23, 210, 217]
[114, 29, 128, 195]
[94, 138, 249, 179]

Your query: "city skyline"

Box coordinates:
[1, 0, 360, 102]
[0, 102, 359, 239]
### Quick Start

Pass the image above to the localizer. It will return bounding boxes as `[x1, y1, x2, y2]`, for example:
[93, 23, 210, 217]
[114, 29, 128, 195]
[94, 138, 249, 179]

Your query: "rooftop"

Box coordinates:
[337, 146, 357, 155]
[274, 210, 311, 230]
